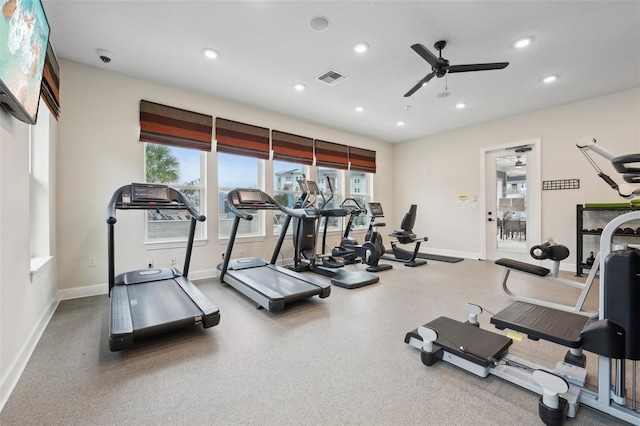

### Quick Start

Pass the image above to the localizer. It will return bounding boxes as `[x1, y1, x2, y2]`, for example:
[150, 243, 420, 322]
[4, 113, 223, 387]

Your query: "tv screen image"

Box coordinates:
[0, 0, 50, 124]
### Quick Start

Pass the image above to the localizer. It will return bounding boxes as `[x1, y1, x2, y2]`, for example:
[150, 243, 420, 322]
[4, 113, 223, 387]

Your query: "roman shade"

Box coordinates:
[314, 140, 349, 170]
[271, 130, 314, 165]
[41, 42, 60, 120]
[215, 118, 270, 159]
[349, 146, 377, 173]
[139, 100, 213, 151]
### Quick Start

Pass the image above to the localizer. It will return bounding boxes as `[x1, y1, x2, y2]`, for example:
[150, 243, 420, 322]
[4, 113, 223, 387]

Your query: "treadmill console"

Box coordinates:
[131, 183, 170, 202]
[368, 202, 384, 217]
[237, 189, 268, 204]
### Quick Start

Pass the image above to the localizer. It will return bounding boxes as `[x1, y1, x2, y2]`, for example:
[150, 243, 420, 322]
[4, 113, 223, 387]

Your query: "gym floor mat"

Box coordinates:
[385, 251, 464, 263]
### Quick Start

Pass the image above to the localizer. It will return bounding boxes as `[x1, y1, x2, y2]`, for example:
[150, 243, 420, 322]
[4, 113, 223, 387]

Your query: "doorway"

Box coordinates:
[481, 140, 541, 262]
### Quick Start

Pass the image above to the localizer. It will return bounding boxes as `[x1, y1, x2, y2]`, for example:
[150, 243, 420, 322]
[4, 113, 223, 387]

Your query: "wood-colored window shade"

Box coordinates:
[41, 42, 60, 119]
[139, 100, 213, 151]
[272, 130, 314, 165]
[314, 140, 349, 170]
[349, 146, 376, 173]
[215, 118, 270, 159]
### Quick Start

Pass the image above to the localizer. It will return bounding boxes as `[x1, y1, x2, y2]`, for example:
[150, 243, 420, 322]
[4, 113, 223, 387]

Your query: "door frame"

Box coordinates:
[479, 138, 542, 260]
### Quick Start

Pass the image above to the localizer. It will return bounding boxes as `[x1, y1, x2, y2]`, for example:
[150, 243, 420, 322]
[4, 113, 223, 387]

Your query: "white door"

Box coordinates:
[481, 140, 541, 262]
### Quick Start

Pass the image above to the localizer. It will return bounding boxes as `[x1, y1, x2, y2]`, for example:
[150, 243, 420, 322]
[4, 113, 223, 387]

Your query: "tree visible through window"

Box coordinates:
[145, 143, 205, 241]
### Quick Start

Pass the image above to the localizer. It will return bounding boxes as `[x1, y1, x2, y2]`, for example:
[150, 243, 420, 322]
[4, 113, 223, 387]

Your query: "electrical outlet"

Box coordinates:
[147, 258, 153, 268]
[88, 256, 97, 267]
[170, 256, 177, 265]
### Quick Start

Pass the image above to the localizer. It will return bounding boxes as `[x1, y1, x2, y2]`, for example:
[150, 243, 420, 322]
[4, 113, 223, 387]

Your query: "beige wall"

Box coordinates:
[393, 87, 640, 266]
[55, 59, 394, 294]
[0, 105, 58, 409]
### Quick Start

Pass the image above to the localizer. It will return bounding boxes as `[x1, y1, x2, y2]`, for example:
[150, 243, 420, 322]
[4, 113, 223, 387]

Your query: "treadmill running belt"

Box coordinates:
[127, 279, 203, 333]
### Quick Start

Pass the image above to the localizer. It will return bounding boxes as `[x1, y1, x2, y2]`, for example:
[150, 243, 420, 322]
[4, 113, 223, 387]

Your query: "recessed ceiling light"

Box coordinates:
[397, 121, 405, 127]
[294, 83, 306, 91]
[203, 48, 218, 59]
[456, 103, 466, 109]
[353, 42, 369, 53]
[514, 37, 533, 49]
[355, 106, 364, 112]
[309, 16, 330, 32]
[542, 75, 558, 83]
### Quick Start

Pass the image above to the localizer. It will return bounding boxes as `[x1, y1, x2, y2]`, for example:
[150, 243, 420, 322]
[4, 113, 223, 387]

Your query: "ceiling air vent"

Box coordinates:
[317, 69, 347, 86]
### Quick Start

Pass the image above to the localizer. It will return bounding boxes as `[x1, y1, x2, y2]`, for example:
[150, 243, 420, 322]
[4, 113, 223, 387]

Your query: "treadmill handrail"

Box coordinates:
[107, 184, 206, 224]
[226, 189, 313, 219]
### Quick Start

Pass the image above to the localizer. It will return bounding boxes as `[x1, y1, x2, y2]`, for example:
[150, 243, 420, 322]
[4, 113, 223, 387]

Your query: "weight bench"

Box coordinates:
[495, 257, 598, 316]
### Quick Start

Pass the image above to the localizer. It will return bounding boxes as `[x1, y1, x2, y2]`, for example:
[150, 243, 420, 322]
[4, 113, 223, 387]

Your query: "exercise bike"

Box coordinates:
[330, 197, 392, 272]
[367, 202, 429, 267]
[495, 238, 599, 316]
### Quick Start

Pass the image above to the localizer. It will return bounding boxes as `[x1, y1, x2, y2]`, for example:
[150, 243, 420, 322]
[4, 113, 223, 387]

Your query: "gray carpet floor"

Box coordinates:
[1, 258, 636, 425]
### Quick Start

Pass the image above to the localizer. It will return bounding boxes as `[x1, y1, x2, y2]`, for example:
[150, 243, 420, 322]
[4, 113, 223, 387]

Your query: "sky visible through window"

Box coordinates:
[172, 147, 200, 183]
[218, 153, 258, 188]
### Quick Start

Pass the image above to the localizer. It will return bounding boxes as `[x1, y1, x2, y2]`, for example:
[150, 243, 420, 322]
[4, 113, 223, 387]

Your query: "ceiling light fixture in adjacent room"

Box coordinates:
[456, 103, 466, 109]
[355, 106, 364, 112]
[397, 121, 405, 127]
[515, 156, 525, 168]
[309, 16, 330, 32]
[353, 42, 369, 53]
[514, 37, 533, 49]
[543, 75, 558, 83]
[294, 83, 306, 91]
[203, 48, 218, 59]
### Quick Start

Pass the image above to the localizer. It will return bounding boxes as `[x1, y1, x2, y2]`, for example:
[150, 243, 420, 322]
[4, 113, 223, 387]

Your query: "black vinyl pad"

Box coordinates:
[490, 302, 590, 348]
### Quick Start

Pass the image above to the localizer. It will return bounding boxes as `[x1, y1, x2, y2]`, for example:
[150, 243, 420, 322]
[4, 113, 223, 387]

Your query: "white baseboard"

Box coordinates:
[0, 298, 58, 412]
[57, 283, 108, 300]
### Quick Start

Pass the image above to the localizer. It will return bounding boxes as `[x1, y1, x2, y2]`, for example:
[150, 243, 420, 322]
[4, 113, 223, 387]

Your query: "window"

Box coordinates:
[348, 171, 372, 228]
[30, 99, 53, 279]
[273, 160, 307, 234]
[317, 167, 343, 232]
[218, 152, 263, 239]
[145, 143, 206, 242]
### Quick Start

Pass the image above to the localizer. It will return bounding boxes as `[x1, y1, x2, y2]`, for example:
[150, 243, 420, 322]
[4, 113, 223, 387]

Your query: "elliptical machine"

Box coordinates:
[288, 178, 381, 288]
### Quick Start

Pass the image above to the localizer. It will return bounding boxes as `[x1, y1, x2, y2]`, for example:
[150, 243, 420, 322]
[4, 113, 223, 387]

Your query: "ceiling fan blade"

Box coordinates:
[411, 44, 441, 67]
[447, 62, 509, 73]
[404, 72, 436, 97]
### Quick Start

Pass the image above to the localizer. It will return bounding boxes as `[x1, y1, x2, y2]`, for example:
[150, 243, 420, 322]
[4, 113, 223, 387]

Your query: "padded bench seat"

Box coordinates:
[495, 258, 550, 277]
[491, 301, 591, 348]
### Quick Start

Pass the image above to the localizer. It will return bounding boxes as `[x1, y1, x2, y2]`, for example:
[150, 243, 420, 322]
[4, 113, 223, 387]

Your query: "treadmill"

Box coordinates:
[216, 188, 331, 311]
[107, 183, 220, 351]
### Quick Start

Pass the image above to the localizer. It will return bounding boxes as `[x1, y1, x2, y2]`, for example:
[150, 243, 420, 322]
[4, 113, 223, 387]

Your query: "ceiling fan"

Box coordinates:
[404, 40, 509, 97]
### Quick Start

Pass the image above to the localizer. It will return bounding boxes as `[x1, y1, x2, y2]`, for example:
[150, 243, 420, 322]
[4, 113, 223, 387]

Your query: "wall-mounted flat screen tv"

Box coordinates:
[0, 0, 50, 125]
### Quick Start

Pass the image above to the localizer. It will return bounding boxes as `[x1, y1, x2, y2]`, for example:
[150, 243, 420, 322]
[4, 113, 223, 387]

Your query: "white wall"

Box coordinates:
[0, 107, 58, 409]
[56, 59, 394, 294]
[394, 87, 640, 266]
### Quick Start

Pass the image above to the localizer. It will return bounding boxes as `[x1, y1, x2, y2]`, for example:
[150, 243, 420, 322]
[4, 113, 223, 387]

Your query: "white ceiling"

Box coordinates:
[42, 1, 640, 144]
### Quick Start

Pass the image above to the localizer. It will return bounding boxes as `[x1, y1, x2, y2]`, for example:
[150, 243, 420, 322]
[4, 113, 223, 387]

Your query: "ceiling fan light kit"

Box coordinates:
[404, 40, 509, 97]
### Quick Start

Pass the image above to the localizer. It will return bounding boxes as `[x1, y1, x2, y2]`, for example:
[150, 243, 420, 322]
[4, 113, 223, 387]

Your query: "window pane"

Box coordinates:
[145, 143, 205, 240]
[273, 160, 306, 234]
[349, 171, 372, 229]
[317, 167, 342, 232]
[218, 152, 262, 238]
